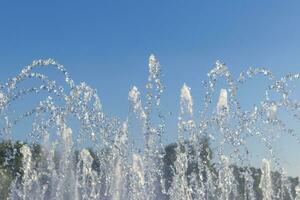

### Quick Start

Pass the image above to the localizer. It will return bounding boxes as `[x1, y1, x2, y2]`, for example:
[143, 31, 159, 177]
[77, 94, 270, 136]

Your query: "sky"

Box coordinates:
[0, 1, 300, 176]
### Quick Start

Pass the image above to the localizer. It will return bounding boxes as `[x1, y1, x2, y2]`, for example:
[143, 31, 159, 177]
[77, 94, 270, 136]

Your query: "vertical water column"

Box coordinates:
[259, 159, 273, 200]
[131, 153, 146, 200]
[168, 83, 194, 200]
[111, 121, 129, 200]
[12, 144, 42, 200]
[20, 145, 34, 200]
[55, 119, 76, 199]
[168, 147, 193, 200]
[216, 89, 229, 116]
[129, 54, 166, 200]
[178, 84, 194, 141]
[144, 55, 165, 200]
[295, 184, 300, 200]
[128, 86, 147, 200]
[218, 155, 237, 200]
[76, 149, 98, 200]
[243, 168, 256, 200]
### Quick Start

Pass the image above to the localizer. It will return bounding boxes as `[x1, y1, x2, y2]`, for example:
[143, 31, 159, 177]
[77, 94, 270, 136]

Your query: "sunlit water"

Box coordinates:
[0, 55, 299, 199]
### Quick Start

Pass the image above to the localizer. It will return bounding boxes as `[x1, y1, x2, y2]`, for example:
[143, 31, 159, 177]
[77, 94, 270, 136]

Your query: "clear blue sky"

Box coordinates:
[0, 1, 300, 176]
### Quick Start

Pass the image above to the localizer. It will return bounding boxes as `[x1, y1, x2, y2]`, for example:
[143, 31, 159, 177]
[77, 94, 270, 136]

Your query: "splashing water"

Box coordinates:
[0, 56, 299, 200]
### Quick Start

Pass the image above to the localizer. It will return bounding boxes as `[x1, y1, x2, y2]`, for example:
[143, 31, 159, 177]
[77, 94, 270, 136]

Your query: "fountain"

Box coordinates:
[0, 56, 299, 199]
